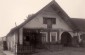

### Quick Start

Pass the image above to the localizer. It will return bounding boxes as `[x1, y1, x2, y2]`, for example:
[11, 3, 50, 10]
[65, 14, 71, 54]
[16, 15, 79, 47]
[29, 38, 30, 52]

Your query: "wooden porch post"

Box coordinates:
[17, 30, 19, 45]
[57, 30, 60, 43]
[47, 30, 50, 43]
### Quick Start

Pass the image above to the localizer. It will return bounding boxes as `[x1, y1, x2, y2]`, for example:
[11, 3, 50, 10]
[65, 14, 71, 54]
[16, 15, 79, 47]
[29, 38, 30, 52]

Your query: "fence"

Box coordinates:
[15, 45, 34, 55]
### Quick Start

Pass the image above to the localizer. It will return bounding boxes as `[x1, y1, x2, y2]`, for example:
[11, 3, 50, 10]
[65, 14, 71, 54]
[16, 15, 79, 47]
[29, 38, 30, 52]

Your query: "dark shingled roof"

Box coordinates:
[71, 18, 85, 31]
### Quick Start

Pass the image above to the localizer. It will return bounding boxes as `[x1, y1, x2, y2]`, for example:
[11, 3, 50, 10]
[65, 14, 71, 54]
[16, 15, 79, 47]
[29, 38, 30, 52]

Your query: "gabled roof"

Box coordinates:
[6, 0, 80, 36]
[71, 18, 85, 32]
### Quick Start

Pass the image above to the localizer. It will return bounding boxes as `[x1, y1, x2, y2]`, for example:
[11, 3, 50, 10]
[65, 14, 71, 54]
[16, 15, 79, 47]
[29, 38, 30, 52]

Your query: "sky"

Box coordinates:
[0, 0, 85, 37]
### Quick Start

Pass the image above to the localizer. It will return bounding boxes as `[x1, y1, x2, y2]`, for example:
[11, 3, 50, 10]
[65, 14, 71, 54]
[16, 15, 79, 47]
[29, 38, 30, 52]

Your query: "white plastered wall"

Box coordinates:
[6, 32, 18, 52]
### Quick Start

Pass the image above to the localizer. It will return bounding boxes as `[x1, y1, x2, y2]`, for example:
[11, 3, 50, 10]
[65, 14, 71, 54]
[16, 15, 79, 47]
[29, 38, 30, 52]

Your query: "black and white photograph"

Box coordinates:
[0, 0, 85, 55]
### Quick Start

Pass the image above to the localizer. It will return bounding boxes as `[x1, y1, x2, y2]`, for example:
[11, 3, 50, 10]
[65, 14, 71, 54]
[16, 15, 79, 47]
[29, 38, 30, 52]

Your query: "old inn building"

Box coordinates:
[5, 0, 85, 55]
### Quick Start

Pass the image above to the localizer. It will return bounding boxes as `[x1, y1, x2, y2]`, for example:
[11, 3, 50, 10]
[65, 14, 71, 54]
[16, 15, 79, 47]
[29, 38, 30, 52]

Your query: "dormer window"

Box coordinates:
[43, 17, 56, 28]
[43, 17, 56, 24]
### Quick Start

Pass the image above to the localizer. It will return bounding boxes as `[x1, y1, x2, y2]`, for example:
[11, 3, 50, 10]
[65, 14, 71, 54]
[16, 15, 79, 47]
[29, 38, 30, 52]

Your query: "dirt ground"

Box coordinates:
[0, 46, 85, 55]
[32, 47, 85, 55]
[0, 46, 6, 55]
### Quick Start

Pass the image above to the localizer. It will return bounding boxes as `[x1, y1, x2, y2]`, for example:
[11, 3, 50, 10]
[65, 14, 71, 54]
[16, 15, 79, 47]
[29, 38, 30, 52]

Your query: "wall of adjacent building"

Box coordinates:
[6, 31, 18, 52]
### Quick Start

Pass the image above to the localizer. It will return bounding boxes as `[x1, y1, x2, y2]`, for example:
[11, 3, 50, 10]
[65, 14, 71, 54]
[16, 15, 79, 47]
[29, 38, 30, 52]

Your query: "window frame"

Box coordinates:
[50, 32, 57, 42]
[43, 17, 56, 24]
[40, 32, 48, 43]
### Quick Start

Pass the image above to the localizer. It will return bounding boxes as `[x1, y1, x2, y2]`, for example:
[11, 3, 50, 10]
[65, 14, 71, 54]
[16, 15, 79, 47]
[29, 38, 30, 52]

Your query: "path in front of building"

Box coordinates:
[32, 47, 85, 55]
[0, 45, 14, 55]
[0, 50, 6, 55]
[1, 46, 85, 55]
[0, 46, 6, 55]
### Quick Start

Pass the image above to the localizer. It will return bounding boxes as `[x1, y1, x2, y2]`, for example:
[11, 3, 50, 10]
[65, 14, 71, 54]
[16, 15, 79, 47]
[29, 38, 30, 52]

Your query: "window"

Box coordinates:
[52, 18, 56, 24]
[43, 17, 56, 24]
[50, 32, 57, 42]
[43, 18, 47, 24]
[40, 32, 48, 43]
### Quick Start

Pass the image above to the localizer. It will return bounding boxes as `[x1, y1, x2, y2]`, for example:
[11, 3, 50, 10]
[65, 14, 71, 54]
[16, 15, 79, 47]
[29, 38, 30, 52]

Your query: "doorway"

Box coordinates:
[61, 32, 72, 46]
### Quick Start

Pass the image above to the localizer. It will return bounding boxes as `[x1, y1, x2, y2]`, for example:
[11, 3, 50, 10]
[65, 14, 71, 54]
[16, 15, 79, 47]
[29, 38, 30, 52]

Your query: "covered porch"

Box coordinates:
[15, 28, 80, 55]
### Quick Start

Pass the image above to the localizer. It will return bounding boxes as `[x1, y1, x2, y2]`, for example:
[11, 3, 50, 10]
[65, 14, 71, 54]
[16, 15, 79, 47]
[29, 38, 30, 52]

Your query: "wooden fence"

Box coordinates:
[15, 45, 34, 55]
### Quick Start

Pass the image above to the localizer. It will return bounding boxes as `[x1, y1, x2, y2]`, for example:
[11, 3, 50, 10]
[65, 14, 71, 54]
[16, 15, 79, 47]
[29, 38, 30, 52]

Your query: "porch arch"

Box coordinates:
[61, 32, 72, 46]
